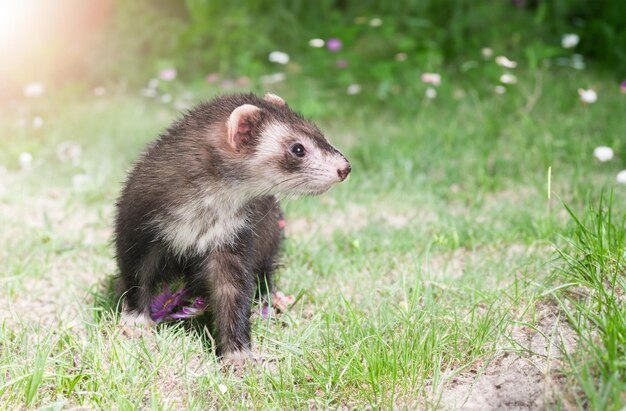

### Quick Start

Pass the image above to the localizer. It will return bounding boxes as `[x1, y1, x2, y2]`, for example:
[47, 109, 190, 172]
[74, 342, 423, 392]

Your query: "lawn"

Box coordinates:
[0, 63, 625, 409]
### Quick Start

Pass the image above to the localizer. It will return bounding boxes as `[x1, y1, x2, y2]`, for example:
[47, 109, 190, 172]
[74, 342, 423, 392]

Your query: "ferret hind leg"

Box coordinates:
[119, 245, 167, 326]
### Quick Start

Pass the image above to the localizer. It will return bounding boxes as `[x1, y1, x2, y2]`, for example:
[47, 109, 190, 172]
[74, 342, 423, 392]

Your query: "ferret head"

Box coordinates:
[225, 93, 351, 197]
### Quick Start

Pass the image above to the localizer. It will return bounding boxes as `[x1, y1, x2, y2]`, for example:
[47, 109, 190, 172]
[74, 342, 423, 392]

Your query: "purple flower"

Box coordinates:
[150, 286, 187, 322]
[171, 297, 207, 319]
[421, 73, 441, 86]
[206, 73, 220, 83]
[236, 76, 250, 87]
[159, 68, 177, 81]
[620, 81, 626, 94]
[327, 38, 342, 52]
[261, 303, 270, 319]
[150, 285, 199, 323]
[335, 59, 348, 68]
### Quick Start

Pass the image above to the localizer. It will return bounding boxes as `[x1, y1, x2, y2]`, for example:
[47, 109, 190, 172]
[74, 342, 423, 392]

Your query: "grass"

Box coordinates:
[1, 63, 625, 409]
[552, 193, 626, 409]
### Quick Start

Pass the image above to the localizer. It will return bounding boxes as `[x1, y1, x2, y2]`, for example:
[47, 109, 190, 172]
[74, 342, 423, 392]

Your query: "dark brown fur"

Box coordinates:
[114, 93, 349, 357]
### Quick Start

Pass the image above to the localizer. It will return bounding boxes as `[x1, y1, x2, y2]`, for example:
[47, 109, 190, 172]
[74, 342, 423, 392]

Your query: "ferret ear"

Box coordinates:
[264, 92, 285, 106]
[227, 104, 262, 150]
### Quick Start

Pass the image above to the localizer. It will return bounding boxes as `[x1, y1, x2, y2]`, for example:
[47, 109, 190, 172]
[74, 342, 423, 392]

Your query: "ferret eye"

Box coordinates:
[290, 143, 306, 158]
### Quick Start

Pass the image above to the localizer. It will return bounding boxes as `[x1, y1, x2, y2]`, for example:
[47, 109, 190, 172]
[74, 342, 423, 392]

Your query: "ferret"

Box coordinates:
[114, 92, 351, 362]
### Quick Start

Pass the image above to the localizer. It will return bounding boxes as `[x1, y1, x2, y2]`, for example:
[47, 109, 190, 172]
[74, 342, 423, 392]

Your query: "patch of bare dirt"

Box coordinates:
[285, 200, 437, 239]
[1, 186, 114, 329]
[423, 248, 473, 280]
[286, 202, 369, 239]
[438, 302, 577, 410]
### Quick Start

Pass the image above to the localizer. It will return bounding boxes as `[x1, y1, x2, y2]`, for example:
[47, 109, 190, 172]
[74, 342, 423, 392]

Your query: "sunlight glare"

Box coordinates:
[0, 0, 33, 42]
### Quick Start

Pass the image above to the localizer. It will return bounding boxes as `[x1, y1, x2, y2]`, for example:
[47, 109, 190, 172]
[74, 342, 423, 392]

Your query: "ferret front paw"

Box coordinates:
[221, 350, 262, 375]
[120, 311, 154, 337]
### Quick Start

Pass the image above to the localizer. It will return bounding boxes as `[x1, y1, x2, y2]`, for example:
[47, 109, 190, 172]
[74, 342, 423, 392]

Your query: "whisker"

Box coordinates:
[257, 175, 303, 197]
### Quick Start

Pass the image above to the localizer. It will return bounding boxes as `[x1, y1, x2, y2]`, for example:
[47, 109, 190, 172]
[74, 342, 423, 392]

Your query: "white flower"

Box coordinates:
[19, 152, 33, 170]
[23, 82, 45, 98]
[309, 38, 325, 48]
[421, 73, 441, 87]
[268, 51, 290, 65]
[395, 53, 407, 62]
[500, 74, 517, 84]
[93, 87, 106, 97]
[32, 116, 44, 129]
[561, 33, 580, 49]
[616, 170, 626, 184]
[425, 87, 437, 99]
[495, 56, 517, 69]
[218, 384, 228, 394]
[369, 17, 382, 27]
[593, 146, 614, 162]
[495, 85, 506, 94]
[261, 72, 286, 84]
[481, 48, 493, 59]
[578, 88, 597, 104]
[347, 84, 361, 95]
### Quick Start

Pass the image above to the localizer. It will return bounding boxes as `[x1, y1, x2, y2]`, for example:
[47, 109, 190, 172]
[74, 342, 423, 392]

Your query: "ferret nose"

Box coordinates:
[337, 164, 351, 181]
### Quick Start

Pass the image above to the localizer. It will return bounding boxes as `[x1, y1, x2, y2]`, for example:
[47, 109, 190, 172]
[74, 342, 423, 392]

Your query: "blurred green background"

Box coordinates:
[1, 0, 625, 108]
